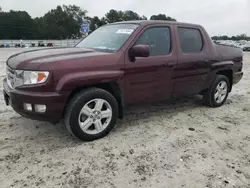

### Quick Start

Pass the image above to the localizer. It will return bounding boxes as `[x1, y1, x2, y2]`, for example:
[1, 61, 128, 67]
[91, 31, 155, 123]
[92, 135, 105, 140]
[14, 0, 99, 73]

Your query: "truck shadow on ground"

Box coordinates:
[123, 95, 204, 120]
[6, 94, 237, 147]
[53, 95, 207, 143]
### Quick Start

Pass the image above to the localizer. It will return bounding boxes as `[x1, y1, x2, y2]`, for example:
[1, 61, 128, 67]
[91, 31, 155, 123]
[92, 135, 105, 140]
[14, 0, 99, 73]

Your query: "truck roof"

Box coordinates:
[109, 20, 202, 28]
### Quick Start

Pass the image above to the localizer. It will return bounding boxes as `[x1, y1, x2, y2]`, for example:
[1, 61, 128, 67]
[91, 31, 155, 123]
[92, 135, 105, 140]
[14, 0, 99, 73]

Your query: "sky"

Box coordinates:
[1, 0, 250, 36]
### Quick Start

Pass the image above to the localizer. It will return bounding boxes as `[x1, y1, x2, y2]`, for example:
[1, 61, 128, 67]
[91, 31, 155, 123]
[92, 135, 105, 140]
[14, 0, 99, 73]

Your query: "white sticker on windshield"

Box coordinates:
[116, 29, 134, 34]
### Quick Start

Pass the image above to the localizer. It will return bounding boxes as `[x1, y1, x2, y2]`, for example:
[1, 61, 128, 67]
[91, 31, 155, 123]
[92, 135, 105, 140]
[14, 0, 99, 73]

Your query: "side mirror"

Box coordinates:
[129, 44, 150, 59]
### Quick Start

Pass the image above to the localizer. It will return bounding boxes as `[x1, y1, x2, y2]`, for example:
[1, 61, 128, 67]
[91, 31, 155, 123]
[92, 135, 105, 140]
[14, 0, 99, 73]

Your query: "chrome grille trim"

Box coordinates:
[6, 66, 15, 88]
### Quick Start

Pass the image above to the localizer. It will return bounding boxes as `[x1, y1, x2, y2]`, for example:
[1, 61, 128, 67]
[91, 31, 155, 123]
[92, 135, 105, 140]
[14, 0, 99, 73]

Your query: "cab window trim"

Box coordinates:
[132, 26, 173, 57]
[177, 26, 204, 54]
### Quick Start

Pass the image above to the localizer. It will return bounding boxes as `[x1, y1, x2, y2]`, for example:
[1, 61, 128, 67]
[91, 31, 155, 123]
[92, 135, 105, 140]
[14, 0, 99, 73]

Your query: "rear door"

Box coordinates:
[174, 26, 211, 97]
[124, 25, 177, 104]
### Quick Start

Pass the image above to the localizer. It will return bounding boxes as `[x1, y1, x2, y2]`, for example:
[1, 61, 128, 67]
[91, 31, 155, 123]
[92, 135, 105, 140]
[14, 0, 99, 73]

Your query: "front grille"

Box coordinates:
[6, 66, 15, 88]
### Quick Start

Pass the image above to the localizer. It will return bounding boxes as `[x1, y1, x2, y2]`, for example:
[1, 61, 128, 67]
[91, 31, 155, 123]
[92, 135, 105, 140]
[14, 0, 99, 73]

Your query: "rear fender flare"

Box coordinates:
[206, 61, 233, 89]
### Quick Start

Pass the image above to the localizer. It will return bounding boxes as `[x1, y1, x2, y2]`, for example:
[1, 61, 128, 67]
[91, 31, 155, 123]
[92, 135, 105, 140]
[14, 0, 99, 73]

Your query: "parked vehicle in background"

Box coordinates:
[242, 44, 250, 51]
[38, 41, 45, 47]
[3, 20, 244, 141]
[47, 43, 53, 47]
[15, 44, 21, 48]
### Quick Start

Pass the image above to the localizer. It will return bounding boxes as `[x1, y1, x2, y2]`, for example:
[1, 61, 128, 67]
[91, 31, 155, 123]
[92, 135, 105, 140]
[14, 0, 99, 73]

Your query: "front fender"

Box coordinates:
[55, 70, 124, 92]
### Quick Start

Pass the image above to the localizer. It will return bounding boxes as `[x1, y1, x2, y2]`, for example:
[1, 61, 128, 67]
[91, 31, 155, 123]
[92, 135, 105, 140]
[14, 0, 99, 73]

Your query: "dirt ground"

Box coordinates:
[0, 49, 249, 188]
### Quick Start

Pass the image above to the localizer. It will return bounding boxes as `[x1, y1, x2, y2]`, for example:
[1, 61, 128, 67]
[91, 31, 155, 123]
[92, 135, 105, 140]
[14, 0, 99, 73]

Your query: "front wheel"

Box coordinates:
[203, 75, 230, 107]
[64, 88, 119, 141]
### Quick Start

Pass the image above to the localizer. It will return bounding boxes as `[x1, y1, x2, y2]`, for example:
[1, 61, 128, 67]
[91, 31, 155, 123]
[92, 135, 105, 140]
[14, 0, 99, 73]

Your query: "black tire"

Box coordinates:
[64, 88, 119, 141]
[203, 75, 230, 107]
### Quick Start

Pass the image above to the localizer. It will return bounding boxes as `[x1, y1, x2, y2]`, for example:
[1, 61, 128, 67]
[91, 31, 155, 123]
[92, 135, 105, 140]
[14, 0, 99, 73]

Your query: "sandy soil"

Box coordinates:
[0, 49, 249, 188]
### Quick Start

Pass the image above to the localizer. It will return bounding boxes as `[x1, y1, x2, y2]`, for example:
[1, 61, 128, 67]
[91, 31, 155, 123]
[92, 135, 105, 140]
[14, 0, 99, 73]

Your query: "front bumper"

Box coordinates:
[3, 78, 68, 122]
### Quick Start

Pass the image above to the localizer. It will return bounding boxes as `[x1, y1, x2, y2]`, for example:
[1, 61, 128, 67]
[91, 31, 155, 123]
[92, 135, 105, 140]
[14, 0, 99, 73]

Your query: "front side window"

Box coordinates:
[135, 27, 171, 56]
[76, 24, 138, 52]
[178, 27, 203, 53]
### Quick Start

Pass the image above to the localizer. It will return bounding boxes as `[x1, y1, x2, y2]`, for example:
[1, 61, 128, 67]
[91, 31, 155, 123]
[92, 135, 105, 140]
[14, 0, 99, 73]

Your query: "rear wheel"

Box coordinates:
[203, 75, 230, 107]
[64, 88, 118, 141]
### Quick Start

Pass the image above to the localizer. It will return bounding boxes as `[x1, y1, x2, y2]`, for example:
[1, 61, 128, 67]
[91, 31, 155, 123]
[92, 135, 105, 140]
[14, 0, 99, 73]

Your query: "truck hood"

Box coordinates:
[6, 47, 109, 70]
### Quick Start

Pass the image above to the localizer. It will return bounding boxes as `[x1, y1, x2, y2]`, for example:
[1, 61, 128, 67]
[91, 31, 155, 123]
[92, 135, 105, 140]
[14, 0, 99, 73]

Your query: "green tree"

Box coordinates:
[236, 34, 248, 40]
[32, 17, 45, 39]
[105, 9, 124, 23]
[212, 34, 250, 41]
[87, 10, 148, 33]
[33, 5, 88, 39]
[221, 35, 229, 40]
[62, 5, 87, 25]
[140, 15, 147, 20]
[211, 36, 219, 40]
[122, 10, 141, 21]
[231, 36, 236, 40]
[0, 6, 181, 39]
[104, 9, 148, 23]
[86, 16, 106, 32]
[0, 10, 33, 39]
[150, 14, 176, 21]
[40, 6, 80, 39]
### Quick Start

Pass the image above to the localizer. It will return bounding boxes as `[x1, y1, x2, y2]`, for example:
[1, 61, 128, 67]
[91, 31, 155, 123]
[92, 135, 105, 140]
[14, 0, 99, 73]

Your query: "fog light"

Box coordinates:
[23, 103, 32, 111]
[34, 104, 46, 113]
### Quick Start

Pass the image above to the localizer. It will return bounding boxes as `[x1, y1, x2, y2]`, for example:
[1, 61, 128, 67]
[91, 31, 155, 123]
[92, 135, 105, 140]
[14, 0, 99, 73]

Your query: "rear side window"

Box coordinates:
[135, 27, 171, 56]
[178, 28, 203, 53]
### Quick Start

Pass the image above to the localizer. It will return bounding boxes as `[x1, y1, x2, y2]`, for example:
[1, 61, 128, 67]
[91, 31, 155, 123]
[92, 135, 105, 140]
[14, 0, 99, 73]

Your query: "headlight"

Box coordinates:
[14, 70, 49, 87]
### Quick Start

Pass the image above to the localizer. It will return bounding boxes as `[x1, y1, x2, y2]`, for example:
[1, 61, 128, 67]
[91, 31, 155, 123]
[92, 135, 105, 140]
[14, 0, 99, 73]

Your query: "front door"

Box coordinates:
[124, 25, 177, 105]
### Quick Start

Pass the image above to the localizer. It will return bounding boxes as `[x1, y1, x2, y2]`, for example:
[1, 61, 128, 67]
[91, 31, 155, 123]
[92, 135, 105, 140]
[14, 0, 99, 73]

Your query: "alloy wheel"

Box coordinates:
[78, 99, 113, 135]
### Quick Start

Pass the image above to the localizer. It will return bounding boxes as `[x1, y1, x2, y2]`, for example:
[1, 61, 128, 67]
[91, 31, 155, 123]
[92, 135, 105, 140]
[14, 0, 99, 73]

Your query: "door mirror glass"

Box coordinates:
[129, 44, 150, 58]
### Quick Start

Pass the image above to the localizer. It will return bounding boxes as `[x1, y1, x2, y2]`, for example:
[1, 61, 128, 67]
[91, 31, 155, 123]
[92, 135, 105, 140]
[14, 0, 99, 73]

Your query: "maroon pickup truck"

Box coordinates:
[3, 20, 243, 141]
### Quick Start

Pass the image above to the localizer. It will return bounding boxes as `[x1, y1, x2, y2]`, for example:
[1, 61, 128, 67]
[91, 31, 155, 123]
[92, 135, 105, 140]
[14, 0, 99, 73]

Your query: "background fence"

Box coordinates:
[0, 39, 83, 48]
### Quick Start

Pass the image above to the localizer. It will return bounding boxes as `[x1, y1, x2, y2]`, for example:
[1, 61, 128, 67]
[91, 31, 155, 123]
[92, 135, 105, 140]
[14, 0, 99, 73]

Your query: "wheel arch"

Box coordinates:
[216, 69, 233, 92]
[210, 61, 234, 92]
[63, 82, 124, 119]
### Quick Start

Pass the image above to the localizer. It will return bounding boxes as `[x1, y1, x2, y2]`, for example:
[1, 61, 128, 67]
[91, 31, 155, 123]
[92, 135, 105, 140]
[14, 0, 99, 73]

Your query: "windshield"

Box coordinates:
[76, 24, 139, 52]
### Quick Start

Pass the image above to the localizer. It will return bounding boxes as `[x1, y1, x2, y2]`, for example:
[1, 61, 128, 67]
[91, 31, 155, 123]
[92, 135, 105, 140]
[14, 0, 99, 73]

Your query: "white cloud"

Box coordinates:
[1, 0, 250, 36]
